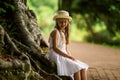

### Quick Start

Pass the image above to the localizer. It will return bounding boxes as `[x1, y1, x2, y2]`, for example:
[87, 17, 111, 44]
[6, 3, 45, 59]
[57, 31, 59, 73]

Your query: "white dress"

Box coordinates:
[48, 29, 89, 76]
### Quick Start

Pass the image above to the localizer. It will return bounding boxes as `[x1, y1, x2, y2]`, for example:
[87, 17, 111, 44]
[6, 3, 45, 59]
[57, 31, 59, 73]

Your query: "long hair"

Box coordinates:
[65, 23, 70, 44]
[55, 20, 70, 44]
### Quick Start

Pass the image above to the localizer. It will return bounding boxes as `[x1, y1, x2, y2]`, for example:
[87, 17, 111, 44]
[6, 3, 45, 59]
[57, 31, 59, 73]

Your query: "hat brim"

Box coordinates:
[53, 15, 72, 21]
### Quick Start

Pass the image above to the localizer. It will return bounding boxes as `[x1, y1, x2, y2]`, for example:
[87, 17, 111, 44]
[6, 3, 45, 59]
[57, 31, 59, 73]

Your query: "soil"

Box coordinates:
[70, 41, 120, 68]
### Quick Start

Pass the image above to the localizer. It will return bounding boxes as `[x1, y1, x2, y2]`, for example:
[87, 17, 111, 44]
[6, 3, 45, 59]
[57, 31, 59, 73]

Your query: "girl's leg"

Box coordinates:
[81, 69, 87, 80]
[74, 71, 81, 80]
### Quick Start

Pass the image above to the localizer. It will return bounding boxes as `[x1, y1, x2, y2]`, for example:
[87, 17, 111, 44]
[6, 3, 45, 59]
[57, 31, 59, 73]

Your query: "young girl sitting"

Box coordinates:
[48, 10, 89, 80]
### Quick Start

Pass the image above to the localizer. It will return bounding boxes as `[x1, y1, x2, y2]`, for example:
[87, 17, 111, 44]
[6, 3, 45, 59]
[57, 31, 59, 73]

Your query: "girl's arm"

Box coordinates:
[51, 30, 75, 60]
[66, 43, 77, 61]
[66, 44, 71, 56]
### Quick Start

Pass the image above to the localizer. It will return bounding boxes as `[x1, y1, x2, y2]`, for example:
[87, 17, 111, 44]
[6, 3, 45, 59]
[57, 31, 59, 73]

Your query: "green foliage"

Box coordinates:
[60, 0, 120, 46]
[27, 0, 58, 35]
[0, 1, 16, 14]
[3, 2, 16, 11]
[0, 8, 6, 13]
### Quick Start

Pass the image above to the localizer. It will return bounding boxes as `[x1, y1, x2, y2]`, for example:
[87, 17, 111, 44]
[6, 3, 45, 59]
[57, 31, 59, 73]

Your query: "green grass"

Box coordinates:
[101, 43, 120, 49]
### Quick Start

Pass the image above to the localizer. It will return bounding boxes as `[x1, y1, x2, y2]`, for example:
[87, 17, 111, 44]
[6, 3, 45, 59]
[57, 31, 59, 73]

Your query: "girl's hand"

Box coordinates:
[69, 56, 77, 61]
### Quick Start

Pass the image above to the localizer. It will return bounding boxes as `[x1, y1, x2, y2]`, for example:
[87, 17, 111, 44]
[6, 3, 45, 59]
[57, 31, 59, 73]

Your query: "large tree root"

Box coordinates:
[0, 25, 62, 80]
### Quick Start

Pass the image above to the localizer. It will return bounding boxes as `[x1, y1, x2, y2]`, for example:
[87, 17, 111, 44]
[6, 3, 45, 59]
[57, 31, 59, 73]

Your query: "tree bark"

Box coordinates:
[0, 0, 61, 80]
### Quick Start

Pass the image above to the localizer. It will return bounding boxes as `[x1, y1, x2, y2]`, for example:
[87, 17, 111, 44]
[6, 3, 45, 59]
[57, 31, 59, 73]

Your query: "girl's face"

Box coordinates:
[57, 18, 69, 30]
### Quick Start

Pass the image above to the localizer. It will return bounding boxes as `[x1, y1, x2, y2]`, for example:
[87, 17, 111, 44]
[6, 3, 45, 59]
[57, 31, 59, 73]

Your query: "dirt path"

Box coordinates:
[70, 42, 120, 68]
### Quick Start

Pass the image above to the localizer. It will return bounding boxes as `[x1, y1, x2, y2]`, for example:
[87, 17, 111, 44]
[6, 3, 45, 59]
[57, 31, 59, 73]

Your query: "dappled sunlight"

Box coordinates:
[70, 25, 89, 41]
[27, 0, 58, 30]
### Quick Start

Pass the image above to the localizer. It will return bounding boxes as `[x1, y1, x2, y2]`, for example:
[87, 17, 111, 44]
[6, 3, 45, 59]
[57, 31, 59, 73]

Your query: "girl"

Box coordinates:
[48, 10, 89, 80]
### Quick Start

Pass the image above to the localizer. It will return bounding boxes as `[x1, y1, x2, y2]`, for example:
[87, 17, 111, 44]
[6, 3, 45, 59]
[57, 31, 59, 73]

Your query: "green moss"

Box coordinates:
[0, 69, 27, 80]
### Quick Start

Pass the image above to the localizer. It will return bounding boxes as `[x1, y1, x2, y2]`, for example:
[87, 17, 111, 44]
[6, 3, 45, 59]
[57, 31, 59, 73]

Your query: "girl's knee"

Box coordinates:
[81, 69, 87, 73]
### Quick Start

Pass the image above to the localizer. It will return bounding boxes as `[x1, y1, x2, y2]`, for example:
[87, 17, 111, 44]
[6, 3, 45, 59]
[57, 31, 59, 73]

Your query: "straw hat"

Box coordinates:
[53, 10, 72, 21]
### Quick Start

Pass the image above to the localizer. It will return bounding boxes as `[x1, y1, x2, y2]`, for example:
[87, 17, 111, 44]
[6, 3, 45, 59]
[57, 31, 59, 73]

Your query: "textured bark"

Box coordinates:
[0, 26, 5, 47]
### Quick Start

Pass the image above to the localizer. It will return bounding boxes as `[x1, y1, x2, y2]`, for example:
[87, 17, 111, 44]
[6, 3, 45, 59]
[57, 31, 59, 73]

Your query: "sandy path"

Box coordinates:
[70, 42, 120, 68]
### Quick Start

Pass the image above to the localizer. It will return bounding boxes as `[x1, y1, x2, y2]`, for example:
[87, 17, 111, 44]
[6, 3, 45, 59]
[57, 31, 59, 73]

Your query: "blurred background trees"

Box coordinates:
[27, 0, 58, 34]
[27, 0, 120, 47]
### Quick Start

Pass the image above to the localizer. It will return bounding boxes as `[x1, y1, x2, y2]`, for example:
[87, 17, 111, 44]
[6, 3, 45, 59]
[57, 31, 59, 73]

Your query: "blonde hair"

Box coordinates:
[55, 21, 70, 44]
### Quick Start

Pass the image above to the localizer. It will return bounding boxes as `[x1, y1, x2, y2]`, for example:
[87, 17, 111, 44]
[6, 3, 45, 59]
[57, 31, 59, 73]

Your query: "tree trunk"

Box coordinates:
[0, 0, 73, 80]
[0, 0, 61, 80]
